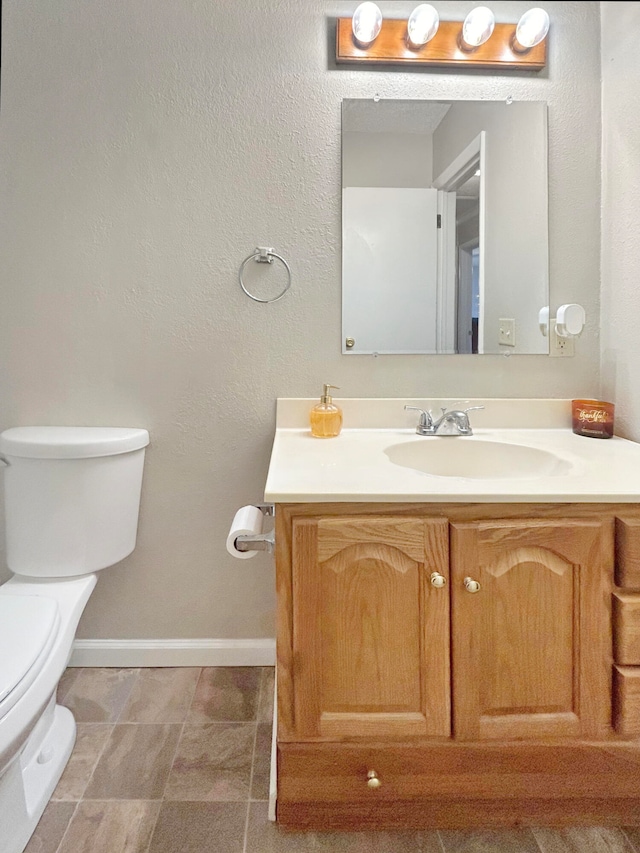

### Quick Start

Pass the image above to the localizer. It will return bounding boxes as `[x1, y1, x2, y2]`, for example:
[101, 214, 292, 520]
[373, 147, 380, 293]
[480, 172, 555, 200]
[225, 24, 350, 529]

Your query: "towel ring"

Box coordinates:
[239, 247, 292, 304]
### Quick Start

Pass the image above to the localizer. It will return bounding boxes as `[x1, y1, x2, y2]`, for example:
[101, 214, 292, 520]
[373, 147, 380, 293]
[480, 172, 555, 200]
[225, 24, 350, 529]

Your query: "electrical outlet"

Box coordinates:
[549, 320, 575, 357]
[498, 318, 516, 347]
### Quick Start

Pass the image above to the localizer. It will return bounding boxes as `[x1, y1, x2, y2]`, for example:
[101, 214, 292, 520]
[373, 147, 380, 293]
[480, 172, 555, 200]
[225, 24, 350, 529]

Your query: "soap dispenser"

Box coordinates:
[310, 384, 343, 438]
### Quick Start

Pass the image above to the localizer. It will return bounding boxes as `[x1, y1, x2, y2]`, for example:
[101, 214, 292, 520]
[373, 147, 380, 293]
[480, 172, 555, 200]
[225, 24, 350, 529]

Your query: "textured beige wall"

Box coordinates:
[0, 2, 602, 640]
[601, 2, 640, 441]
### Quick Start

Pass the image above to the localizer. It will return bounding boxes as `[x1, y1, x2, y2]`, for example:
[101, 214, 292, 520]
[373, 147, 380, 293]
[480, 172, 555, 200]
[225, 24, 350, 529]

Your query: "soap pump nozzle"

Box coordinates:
[321, 384, 340, 404]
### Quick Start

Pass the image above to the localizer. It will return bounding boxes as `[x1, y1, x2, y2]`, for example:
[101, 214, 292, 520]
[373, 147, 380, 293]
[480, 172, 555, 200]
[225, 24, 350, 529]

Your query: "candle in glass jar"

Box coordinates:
[571, 399, 615, 439]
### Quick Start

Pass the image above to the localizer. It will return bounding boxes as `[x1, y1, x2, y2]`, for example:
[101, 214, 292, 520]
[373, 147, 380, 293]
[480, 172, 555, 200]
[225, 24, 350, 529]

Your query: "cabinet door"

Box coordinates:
[451, 519, 612, 741]
[292, 516, 449, 739]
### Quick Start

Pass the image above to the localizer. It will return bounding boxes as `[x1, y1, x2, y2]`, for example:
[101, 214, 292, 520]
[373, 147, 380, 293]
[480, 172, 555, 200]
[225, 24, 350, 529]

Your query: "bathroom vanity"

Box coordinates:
[265, 400, 640, 829]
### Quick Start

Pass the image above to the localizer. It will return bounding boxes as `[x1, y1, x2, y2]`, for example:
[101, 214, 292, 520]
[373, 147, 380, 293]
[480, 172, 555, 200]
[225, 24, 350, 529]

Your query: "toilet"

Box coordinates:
[0, 426, 149, 853]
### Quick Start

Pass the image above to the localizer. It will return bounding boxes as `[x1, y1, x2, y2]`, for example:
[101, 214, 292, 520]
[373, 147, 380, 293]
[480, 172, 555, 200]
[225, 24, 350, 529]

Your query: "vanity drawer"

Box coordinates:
[613, 666, 640, 735]
[278, 742, 435, 804]
[277, 741, 640, 805]
[616, 518, 640, 589]
[613, 592, 640, 664]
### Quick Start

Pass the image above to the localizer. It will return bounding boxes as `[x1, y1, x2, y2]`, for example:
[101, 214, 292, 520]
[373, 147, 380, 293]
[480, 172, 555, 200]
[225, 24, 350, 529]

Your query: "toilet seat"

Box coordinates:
[0, 595, 60, 720]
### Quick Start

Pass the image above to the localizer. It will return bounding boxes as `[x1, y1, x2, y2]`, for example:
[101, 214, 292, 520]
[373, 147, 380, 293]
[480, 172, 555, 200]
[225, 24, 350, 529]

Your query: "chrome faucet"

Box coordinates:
[404, 405, 485, 436]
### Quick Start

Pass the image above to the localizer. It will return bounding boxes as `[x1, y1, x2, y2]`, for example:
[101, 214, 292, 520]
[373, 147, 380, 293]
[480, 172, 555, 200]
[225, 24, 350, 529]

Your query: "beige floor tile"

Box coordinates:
[59, 667, 139, 723]
[56, 668, 81, 704]
[532, 827, 635, 853]
[258, 667, 275, 724]
[623, 829, 640, 852]
[148, 801, 247, 853]
[251, 722, 272, 801]
[245, 801, 372, 851]
[23, 802, 77, 853]
[188, 666, 261, 722]
[52, 723, 113, 800]
[57, 800, 160, 853]
[439, 829, 540, 853]
[84, 723, 181, 800]
[164, 722, 254, 801]
[119, 667, 201, 723]
[370, 830, 444, 852]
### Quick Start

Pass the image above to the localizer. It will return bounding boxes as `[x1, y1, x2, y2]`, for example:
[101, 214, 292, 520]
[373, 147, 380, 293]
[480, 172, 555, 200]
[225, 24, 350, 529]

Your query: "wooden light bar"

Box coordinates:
[336, 18, 547, 71]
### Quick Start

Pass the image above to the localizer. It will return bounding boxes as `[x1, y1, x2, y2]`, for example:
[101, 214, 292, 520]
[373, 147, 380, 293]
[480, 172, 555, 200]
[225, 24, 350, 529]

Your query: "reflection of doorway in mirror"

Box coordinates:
[472, 248, 480, 352]
[455, 179, 481, 354]
[433, 131, 485, 355]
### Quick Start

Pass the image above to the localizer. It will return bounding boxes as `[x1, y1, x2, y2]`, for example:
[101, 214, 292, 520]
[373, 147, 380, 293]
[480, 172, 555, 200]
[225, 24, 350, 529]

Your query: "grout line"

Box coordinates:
[435, 829, 447, 853]
[184, 666, 204, 721]
[142, 800, 163, 853]
[142, 670, 193, 853]
[243, 669, 265, 853]
[158, 720, 186, 801]
[75, 722, 116, 802]
[242, 800, 252, 853]
[529, 826, 545, 853]
[52, 799, 82, 853]
[113, 667, 142, 724]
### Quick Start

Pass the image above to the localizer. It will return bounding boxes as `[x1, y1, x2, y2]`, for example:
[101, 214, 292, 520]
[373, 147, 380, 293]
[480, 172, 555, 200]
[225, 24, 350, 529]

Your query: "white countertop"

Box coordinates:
[264, 399, 640, 503]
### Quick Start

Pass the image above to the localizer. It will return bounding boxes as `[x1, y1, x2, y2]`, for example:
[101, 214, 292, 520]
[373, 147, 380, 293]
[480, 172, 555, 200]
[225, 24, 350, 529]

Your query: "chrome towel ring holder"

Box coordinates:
[239, 247, 292, 304]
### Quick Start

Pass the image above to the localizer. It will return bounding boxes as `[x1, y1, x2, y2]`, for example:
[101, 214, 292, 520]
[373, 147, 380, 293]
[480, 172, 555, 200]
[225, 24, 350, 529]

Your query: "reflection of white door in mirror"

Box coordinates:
[342, 187, 438, 354]
[341, 100, 549, 355]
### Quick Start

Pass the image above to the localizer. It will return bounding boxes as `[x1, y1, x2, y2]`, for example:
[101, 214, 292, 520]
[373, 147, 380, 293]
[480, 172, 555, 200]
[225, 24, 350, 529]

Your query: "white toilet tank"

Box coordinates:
[0, 427, 149, 578]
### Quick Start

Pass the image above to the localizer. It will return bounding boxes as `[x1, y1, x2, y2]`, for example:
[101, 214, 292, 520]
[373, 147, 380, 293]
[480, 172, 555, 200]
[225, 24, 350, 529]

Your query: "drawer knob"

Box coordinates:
[464, 576, 481, 593]
[430, 571, 447, 588]
[366, 769, 382, 789]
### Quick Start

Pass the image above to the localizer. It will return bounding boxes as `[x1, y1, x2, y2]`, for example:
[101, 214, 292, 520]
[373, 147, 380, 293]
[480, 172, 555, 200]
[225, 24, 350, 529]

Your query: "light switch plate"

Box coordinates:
[498, 318, 516, 347]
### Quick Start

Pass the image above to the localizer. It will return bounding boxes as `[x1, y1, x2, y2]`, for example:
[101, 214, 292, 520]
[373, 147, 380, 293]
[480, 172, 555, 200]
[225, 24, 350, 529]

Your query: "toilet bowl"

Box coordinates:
[0, 427, 149, 853]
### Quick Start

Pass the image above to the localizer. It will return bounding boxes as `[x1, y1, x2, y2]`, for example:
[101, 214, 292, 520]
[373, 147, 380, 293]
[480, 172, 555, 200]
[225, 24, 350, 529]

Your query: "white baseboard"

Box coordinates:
[68, 638, 276, 668]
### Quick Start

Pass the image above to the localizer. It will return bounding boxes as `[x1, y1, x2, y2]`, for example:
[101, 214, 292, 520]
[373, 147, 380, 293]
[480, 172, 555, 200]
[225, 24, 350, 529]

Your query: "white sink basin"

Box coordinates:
[384, 438, 573, 480]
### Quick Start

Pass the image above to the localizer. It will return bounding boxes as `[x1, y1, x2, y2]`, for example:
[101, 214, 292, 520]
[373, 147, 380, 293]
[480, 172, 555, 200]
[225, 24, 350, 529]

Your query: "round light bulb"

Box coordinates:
[407, 4, 439, 47]
[462, 6, 496, 48]
[515, 8, 550, 48]
[352, 2, 383, 46]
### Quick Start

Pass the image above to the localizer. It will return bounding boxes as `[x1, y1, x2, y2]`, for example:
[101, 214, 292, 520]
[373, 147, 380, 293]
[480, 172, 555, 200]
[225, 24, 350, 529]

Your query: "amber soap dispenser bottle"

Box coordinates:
[310, 384, 343, 438]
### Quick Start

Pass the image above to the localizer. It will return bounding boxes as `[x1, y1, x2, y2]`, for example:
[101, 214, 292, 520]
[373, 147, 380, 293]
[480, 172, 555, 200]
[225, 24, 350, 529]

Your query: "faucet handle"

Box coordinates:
[404, 405, 432, 424]
[463, 405, 485, 414]
[404, 405, 434, 435]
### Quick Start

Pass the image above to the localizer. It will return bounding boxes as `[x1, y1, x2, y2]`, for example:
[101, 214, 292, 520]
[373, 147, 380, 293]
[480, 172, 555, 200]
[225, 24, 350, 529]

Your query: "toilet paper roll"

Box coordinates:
[227, 505, 264, 559]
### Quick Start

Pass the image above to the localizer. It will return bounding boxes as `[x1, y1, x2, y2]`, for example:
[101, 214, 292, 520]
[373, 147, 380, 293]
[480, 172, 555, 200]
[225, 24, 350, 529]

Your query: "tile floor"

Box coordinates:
[21, 666, 640, 853]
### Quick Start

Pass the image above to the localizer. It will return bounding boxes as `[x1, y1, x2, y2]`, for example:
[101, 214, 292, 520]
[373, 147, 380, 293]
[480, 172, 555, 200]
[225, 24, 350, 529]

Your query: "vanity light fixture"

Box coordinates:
[351, 2, 383, 46]
[337, 5, 548, 70]
[514, 7, 550, 49]
[461, 6, 495, 48]
[407, 4, 439, 47]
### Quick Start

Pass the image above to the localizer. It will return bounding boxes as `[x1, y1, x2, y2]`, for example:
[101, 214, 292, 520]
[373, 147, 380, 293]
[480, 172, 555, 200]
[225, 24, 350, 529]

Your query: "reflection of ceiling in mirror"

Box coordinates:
[343, 100, 451, 135]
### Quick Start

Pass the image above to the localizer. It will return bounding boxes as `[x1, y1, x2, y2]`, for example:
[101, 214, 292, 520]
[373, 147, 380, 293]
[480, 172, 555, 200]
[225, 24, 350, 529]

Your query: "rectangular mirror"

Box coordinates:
[342, 99, 549, 355]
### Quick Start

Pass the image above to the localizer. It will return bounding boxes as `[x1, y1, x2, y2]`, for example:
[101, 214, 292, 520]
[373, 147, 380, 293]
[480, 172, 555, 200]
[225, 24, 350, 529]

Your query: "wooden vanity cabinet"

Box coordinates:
[276, 503, 640, 830]
[451, 519, 610, 741]
[289, 516, 450, 739]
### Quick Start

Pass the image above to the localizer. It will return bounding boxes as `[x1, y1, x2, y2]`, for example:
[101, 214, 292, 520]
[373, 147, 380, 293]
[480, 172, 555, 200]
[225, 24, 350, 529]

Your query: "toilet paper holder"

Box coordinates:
[234, 503, 275, 554]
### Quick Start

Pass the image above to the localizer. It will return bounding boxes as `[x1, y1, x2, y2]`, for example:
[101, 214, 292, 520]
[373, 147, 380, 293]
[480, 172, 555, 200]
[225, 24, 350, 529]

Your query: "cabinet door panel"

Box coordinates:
[451, 519, 612, 741]
[292, 516, 449, 739]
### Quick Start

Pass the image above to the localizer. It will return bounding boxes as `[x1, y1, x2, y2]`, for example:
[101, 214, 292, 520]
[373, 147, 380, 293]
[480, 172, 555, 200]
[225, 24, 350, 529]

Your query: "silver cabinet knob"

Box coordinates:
[366, 770, 382, 789]
[464, 576, 481, 593]
[430, 571, 447, 588]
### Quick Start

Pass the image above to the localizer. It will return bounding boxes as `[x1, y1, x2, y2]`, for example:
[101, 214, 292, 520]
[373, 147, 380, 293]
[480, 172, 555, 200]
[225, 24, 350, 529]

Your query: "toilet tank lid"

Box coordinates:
[0, 427, 150, 459]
